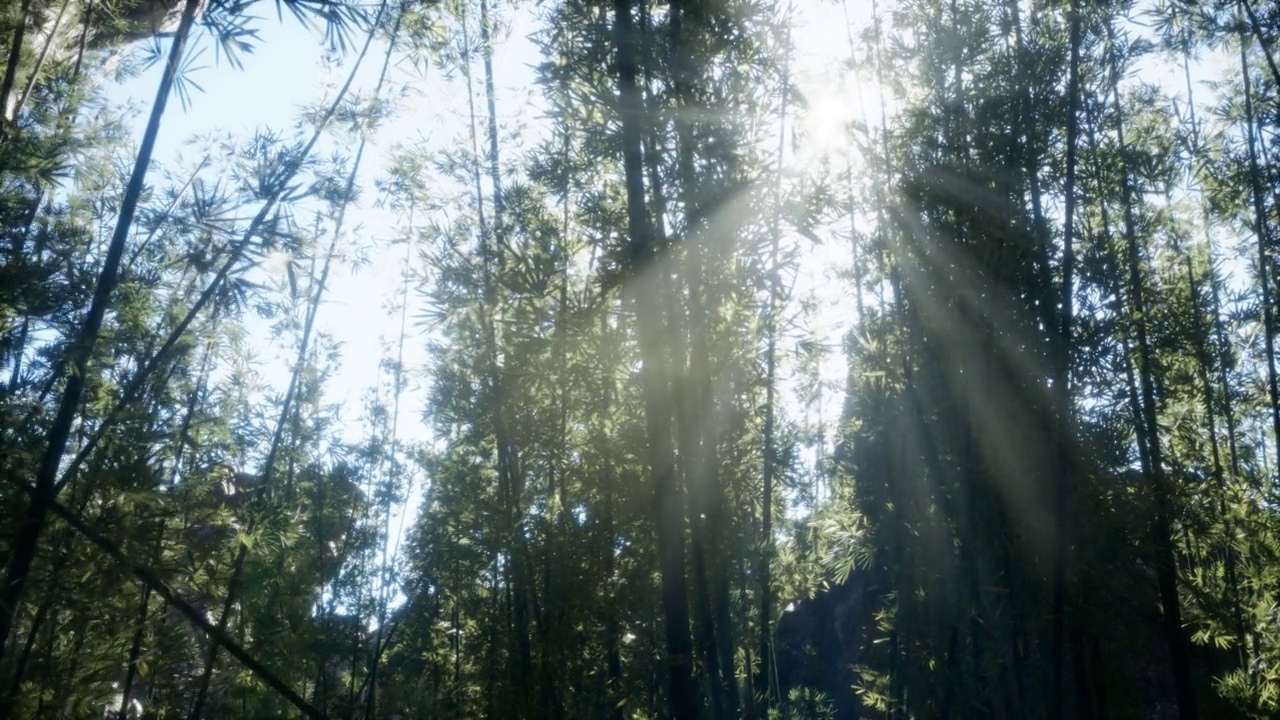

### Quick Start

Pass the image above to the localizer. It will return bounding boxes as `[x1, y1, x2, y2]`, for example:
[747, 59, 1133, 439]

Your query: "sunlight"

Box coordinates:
[792, 64, 865, 164]
[8, 0, 1273, 715]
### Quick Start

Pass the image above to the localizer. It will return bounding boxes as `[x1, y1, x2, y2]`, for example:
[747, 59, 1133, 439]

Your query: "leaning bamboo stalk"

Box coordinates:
[11, 0, 72, 120]
[5, 475, 326, 719]
[0, 0, 203, 672]
[188, 134, 368, 718]
[46, 0, 392, 496]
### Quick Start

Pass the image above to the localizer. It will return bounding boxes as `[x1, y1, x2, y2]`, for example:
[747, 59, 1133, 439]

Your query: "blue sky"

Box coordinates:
[95, 1, 867, 613]
[97, 0, 1247, 534]
[102, 0, 865, 459]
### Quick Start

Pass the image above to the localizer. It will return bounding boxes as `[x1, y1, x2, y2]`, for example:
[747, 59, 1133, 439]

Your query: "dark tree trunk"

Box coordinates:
[118, 585, 154, 719]
[0, 0, 201, 669]
[1108, 22, 1198, 718]
[1239, 12, 1280, 473]
[613, 1, 696, 717]
[1049, 1, 1082, 716]
[0, 0, 32, 127]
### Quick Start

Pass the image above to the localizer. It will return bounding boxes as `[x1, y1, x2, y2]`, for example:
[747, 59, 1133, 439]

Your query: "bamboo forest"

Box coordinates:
[6, 0, 1280, 717]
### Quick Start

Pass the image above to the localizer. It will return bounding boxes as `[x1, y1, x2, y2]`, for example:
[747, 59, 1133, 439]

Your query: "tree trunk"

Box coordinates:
[754, 27, 790, 712]
[1171, 54, 1252, 651]
[1049, 1, 1082, 716]
[1240, 0, 1280, 94]
[599, 302, 624, 720]
[1107, 22, 1198, 717]
[1239, 14, 1280, 474]
[665, 70, 725, 720]
[667, 3, 741, 713]
[12, 0, 71, 121]
[0, 0, 32, 127]
[0, 0, 201, 669]
[118, 585, 154, 720]
[460, 0, 535, 705]
[613, 1, 696, 717]
[6, 187, 43, 392]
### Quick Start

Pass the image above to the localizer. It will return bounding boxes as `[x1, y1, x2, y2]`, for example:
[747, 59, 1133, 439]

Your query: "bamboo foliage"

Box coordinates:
[0, 0, 1279, 718]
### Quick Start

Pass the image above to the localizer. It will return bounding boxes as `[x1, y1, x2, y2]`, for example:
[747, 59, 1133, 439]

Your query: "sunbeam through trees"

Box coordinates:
[1, 0, 1280, 718]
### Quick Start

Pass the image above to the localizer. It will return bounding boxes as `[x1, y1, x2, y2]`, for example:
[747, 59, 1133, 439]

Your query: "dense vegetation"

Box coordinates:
[1, 0, 1280, 717]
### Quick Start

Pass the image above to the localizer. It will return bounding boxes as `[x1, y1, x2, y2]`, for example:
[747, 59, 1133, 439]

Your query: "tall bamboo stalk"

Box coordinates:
[0, 0, 33, 128]
[1106, 20, 1197, 717]
[1238, 11, 1280, 477]
[613, 0, 696, 716]
[0, 0, 202, 674]
[1049, 0, 1082, 715]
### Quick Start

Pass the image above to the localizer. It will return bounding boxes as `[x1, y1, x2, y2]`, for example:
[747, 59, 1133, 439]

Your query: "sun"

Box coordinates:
[792, 62, 873, 165]
[785, 0, 899, 168]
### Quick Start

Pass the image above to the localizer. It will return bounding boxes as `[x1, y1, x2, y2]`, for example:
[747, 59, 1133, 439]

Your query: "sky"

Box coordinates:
[101, 0, 866, 477]
[93, 0, 1239, 556]
[84, 0, 877, 610]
